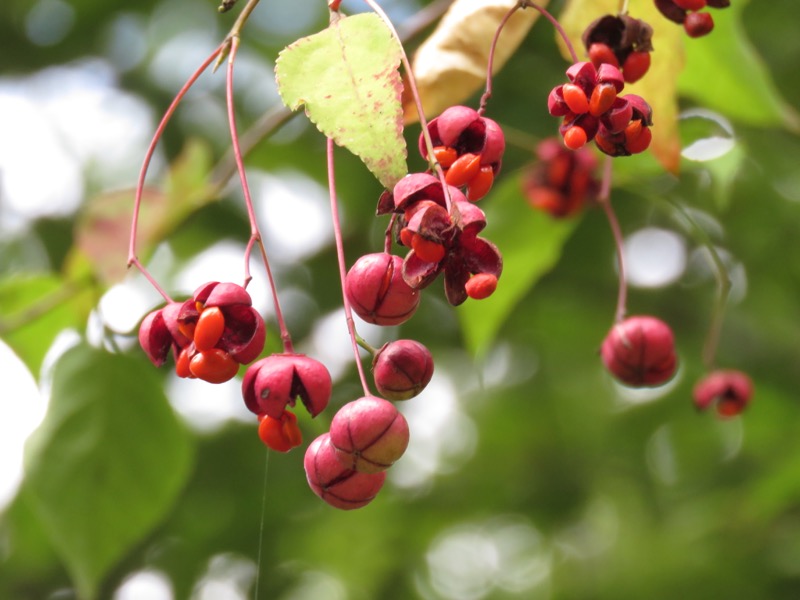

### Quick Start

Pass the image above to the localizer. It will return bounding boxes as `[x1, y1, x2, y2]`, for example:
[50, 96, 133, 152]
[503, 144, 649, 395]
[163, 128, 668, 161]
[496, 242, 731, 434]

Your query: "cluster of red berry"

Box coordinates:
[296, 338, 432, 508]
[377, 105, 505, 305]
[522, 137, 599, 218]
[139, 282, 265, 384]
[655, 0, 731, 38]
[548, 61, 653, 155]
[529, 8, 752, 415]
[293, 105, 505, 508]
[134, 0, 753, 513]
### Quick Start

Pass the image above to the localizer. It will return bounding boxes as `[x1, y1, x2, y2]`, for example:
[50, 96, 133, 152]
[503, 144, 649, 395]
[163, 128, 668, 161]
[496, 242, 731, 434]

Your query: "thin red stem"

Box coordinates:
[478, 1, 521, 115]
[522, 0, 579, 64]
[127, 43, 225, 302]
[597, 156, 627, 323]
[384, 214, 398, 254]
[326, 138, 372, 397]
[226, 36, 294, 353]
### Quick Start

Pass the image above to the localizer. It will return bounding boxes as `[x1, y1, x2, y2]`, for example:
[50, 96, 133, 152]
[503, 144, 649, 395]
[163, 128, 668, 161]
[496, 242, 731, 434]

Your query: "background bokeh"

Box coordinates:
[1, 0, 800, 598]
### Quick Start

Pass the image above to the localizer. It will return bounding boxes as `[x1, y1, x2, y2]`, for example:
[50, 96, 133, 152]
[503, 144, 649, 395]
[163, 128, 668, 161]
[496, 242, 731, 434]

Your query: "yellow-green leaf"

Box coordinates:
[275, 13, 407, 189]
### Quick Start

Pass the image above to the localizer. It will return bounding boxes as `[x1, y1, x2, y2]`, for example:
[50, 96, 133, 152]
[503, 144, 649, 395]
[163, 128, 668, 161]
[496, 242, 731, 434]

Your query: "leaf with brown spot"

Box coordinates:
[275, 13, 407, 189]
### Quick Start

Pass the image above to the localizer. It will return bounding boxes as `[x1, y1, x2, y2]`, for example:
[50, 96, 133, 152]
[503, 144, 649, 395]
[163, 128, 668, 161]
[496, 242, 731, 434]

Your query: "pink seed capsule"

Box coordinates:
[693, 370, 753, 417]
[329, 396, 410, 474]
[601, 315, 678, 387]
[304, 433, 386, 510]
[345, 253, 420, 326]
[373, 340, 434, 401]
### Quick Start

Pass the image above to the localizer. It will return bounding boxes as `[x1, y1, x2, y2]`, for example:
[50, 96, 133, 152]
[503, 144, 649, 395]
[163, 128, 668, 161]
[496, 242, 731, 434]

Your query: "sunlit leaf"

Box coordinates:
[405, 0, 547, 123]
[0, 274, 94, 376]
[558, 0, 683, 173]
[678, 0, 800, 131]
[458, 174, 578, 355]
[275, 13, 407, 189]
[24, 345, 193, 600]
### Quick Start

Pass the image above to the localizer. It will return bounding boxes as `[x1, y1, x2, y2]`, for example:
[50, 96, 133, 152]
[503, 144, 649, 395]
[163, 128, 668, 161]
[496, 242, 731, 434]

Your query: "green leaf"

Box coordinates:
[0, 274, 95, 376]
[458, 175, 578, 355]
[678, 0, 800, 131]
[24, 345, 194, 599]
[275, 13, 407, 189]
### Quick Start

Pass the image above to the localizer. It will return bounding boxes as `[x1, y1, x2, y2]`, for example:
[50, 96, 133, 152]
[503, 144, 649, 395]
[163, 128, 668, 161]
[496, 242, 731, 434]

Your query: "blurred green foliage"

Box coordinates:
[1, 0, 799, 599]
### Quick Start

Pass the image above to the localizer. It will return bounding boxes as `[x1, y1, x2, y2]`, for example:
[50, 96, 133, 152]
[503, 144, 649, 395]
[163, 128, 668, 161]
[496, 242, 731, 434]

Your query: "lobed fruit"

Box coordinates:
[601, 316, 678, 387]
[329, 396, 410, 474]
[304, 433, 387, 510]
[373, 339, 434, 400]
[242, 353, 332, 419]
[345, 253, 420, 326]
[693, 370, 753, 417]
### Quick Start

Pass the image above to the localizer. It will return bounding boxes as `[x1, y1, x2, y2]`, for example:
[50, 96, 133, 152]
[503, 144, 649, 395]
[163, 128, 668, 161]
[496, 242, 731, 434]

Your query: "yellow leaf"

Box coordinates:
[405, 0, 548, 122]
[558, 0, 683, 173]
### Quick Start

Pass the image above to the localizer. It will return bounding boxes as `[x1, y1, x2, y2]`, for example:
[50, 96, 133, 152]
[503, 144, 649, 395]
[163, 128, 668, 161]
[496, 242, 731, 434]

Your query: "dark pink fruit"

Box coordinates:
[304, 433, 386, 510]
[419, 105, 506, 174]
[329, 396, 410, 473]
[693, 370, 753, 417]
[242, 353, 332, 418]
[138, 303, 189, 367]
[684, 11, 714, 37]
[601, 316, 678, 387]
[345, 253, 420, 326]
[373, 339, 434, 400]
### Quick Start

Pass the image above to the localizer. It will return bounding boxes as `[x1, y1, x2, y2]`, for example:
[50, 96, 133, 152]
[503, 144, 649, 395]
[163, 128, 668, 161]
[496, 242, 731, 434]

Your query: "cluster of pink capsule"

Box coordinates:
[135, 2, 753, 513]
[138, 277, 435, 509]
[532, 10, 754, 414]
[137, 103, 504, 510]
[292, 104, 507, 508]
[599, 316, 753, 417]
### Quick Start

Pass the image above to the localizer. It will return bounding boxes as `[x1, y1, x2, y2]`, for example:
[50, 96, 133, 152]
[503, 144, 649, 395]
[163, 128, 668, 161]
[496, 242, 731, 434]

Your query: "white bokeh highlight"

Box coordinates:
[391, 374, 478, 490]
[0, 342, 48, 511]
[114, 570, 174, 600]
[420, 517, 551, 600]
[623, 227, 687, 289]
[680, 108, 736, 162]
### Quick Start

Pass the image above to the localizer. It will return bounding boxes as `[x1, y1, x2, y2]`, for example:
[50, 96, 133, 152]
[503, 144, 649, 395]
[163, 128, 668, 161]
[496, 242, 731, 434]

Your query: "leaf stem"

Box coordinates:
[326, 138, 372, 396]
[665, 198, 731, 369]
[0, 276, 92, 335]
[597, 156, 627, 323]
[478, 1, 524, 115]
[522, 1, 579, 64]
[226, 35, 294, 353]
[356, 334, 378, 356]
